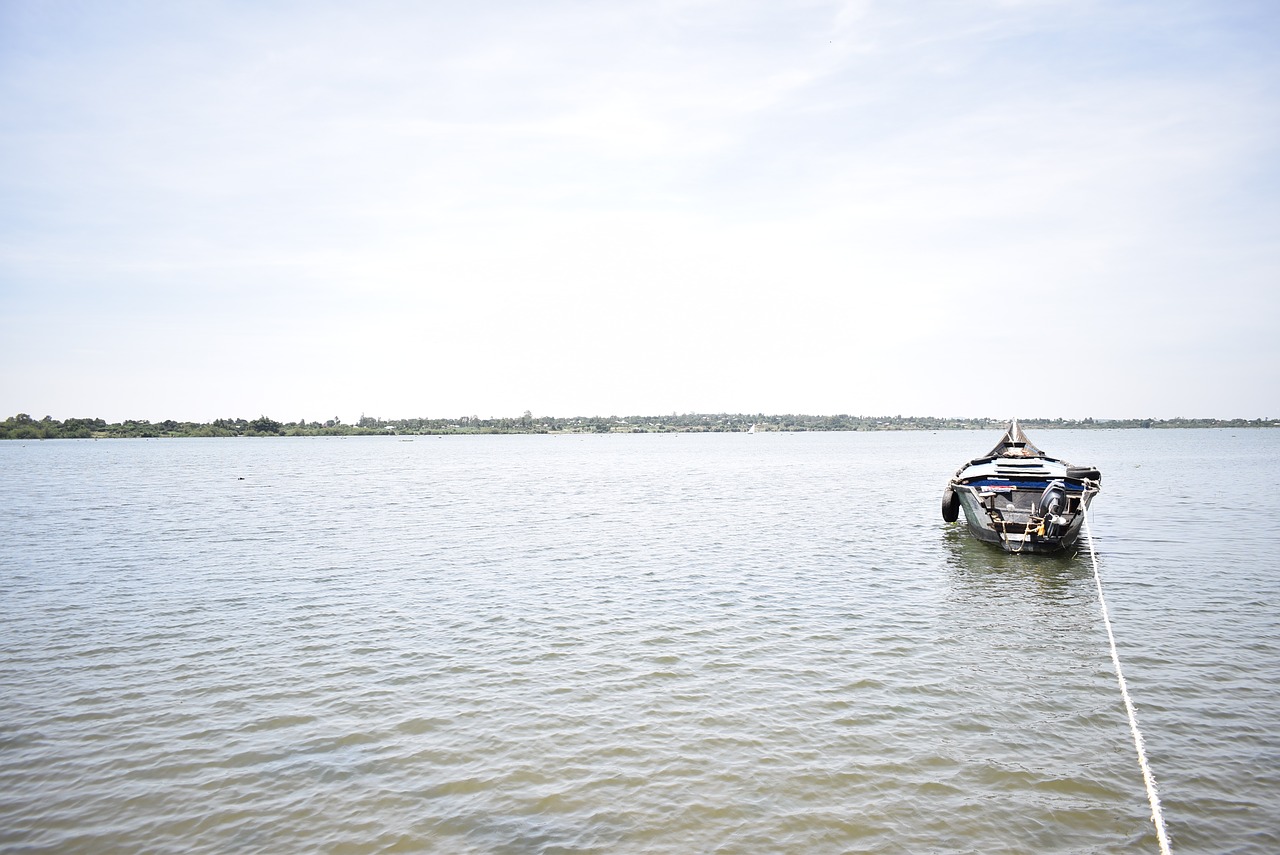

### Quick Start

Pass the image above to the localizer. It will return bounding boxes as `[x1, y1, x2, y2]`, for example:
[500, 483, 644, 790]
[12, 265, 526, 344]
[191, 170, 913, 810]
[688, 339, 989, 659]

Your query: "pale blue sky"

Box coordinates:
[2, 0, 1277, 421]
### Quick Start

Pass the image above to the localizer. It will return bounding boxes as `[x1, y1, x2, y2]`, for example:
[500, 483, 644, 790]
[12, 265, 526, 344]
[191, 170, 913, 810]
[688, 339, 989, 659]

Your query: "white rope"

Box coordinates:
[1083, 510, 1173, 854]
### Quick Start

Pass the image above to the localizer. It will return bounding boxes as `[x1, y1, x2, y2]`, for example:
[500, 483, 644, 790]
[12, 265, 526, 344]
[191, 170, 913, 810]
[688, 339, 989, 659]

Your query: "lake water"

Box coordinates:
[2, 429, 1278, 854]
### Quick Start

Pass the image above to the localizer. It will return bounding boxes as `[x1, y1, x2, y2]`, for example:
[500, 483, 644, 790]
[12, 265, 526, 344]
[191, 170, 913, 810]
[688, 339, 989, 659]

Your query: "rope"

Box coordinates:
[1082, 511, 1173, 854]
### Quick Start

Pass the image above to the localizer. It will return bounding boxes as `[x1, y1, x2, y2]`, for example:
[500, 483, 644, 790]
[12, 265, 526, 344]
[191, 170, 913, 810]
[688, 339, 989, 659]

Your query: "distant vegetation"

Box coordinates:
[2, 412, 1276, 439]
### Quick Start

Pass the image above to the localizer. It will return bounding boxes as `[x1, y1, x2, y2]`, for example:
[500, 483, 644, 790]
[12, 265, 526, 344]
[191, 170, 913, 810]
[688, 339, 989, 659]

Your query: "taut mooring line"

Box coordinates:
[1083, 511, 1173, 854]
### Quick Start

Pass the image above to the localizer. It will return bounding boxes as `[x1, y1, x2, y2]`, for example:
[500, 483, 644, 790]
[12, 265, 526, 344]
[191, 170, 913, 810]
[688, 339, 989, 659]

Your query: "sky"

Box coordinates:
[2, 0, 1278, 422]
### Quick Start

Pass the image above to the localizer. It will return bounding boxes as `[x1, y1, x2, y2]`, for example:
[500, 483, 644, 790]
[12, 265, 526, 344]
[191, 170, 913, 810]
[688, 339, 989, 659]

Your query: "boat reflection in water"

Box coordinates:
[939, 522, 1094, 601]
[942, 421, 1102, 554]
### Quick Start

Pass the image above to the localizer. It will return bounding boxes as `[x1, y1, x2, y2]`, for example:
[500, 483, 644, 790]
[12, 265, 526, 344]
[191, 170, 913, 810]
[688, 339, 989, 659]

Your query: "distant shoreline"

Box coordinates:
[3, 413, 1277, 440]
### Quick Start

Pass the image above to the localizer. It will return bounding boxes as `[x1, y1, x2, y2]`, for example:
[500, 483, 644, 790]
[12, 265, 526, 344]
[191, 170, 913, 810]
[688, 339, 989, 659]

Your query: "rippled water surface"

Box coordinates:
[3, 430, 1278, 853]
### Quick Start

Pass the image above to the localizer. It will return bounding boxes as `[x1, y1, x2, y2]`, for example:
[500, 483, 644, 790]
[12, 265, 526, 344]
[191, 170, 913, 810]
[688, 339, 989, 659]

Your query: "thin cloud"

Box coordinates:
[1, 0, 1277, 420]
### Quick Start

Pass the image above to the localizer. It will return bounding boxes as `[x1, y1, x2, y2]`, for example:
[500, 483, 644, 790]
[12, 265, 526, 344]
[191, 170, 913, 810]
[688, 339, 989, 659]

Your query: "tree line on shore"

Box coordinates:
[2, 411, 1276, 439]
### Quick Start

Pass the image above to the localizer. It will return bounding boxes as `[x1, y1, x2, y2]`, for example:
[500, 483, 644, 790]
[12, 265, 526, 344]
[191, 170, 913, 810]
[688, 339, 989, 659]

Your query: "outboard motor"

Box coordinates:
[1035, 480, 1065, 517]
[1035, 479, 1067, 538]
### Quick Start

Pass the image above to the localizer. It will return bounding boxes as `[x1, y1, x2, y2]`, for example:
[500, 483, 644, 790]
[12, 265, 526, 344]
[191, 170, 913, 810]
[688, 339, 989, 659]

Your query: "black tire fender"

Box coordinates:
[942, 486, 960, 522]
[1067, 465, 1101, 484]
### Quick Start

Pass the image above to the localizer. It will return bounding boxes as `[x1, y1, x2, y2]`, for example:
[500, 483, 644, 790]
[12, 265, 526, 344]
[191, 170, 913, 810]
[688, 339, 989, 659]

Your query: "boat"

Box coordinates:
[941, 420, 1101, 554]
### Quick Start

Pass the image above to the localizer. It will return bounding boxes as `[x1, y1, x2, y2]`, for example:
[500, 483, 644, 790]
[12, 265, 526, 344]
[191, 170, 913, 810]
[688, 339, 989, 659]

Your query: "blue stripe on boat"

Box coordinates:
[964, 479, 1085, 491]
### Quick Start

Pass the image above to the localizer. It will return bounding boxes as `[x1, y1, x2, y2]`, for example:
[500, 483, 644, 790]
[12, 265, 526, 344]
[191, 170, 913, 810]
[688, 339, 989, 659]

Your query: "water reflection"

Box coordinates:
[939, 523, 1094, 600]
